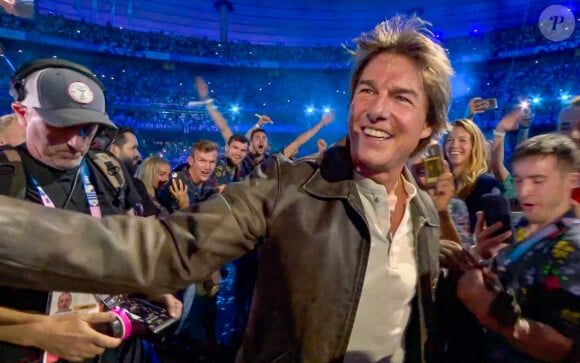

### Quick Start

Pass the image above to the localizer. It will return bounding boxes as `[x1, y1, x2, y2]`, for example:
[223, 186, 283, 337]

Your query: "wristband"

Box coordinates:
[204, 98, 214, 105]
[254, 122, 261, 129]
[493, 130, 506, 138]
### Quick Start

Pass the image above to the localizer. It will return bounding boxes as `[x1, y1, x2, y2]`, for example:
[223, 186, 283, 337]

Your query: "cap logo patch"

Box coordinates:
[67, 81, 94, 104]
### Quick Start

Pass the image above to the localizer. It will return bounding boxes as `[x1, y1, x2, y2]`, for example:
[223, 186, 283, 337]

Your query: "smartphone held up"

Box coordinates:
[423, 144, 444, 187]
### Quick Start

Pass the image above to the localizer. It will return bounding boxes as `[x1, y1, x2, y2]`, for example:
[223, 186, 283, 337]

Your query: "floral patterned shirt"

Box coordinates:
[488, 210, 580, 362]
[211, 155, 248, 187]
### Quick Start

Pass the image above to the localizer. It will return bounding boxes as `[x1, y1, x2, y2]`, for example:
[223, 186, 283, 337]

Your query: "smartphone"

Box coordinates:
[483, 98, 498, 110]
[423, 144, 443, 187]
[481, 191, 514, 243]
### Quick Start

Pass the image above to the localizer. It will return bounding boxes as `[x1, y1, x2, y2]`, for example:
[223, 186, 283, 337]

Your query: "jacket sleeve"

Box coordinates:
[0, 157, 282, 295]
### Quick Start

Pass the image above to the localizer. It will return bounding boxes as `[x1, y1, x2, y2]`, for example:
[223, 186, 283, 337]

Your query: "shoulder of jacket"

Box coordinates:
[267, 154, 318, 178]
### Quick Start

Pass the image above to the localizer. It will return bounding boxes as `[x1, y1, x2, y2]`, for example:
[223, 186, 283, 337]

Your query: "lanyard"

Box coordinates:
[30, 161, 102, 219]
[500, 217, 578, 269]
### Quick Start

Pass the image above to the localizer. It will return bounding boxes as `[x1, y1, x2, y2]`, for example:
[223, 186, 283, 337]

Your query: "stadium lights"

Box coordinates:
[306, 106, 314, 114]
[323, 107, 331, 113]
[532, 97, 541, 104]
[230, 105, 239, 113]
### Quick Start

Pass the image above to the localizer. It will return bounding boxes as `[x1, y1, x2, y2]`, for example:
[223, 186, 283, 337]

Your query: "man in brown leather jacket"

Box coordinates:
[0, 15, 453, 363]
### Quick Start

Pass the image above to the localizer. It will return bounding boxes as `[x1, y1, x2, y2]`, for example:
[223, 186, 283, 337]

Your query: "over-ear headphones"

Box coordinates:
[9, 58, 105, 102]
[91, 124, 119, 152]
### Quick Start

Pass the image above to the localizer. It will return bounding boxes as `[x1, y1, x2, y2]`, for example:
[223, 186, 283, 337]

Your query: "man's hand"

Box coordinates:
[320, 111, 336, 126]
[467, 97, 488, 118]
[474, 211, 511, 259]
[29, 312, 121, 362]
[195, 76, 209, 100]
[159, 294, 183, 319]
[496, 109, 525, 133]
[317, 138, 328, 152]
[427, 160, 454, 212]
[0, 0, 17, 16]
[257, 114, 274, 126]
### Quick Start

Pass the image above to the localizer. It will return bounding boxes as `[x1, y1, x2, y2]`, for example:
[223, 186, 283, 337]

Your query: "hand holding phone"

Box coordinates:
[483, 98, 498, 110]
[423, 144, 443, 187]
[481, 190, 513, 238]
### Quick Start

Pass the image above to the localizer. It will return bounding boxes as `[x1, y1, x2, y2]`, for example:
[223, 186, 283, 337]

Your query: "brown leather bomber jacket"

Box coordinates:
[0, 142, 440, 363]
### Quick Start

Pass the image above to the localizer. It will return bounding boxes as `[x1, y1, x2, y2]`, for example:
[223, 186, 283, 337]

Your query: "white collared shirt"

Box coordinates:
[345, 174, 418, 363]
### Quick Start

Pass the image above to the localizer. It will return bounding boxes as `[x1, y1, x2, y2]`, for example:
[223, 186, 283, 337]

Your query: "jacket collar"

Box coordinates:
[303, 137, 438, 227]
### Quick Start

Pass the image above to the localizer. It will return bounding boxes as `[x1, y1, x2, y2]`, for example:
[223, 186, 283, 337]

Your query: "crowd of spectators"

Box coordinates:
[1, 12, 579, 65]
[1, 11, 579, 162]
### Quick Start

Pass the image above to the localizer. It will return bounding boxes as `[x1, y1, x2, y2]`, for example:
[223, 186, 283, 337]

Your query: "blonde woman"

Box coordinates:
[445, 118, 503, 232]
[136, 156, 188, 216]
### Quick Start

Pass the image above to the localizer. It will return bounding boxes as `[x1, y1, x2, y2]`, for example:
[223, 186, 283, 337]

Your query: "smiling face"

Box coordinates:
[444, 125, 473, 171]
[153, 162, 170, 190]
[225, 140, 249, 166]
[348, 52, 432, 179]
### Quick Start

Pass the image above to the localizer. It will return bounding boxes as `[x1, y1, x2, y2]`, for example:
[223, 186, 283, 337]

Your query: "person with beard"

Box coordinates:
[108, 127, 141, 175]
[211, 134, 250, 192]
[105, 127, 157, 216]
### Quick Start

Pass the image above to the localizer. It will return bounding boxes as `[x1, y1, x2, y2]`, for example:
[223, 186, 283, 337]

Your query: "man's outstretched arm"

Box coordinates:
[0, 160, 280, 295]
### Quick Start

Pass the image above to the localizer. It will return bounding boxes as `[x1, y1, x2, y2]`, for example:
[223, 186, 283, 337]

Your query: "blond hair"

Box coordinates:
[192, 139, 219, 155]
[447, 119, 488, 198]
[349, 16, 454, 155]
[136, 156, 170, 197]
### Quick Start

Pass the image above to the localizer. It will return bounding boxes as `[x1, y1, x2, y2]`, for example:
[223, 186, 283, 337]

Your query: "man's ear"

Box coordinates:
[11, 103, 28, 127]
[188, 154, 194, 166]
[420, 122, 433, 140]
[0, 138, 6, 146]
[108, 143, 120, 158]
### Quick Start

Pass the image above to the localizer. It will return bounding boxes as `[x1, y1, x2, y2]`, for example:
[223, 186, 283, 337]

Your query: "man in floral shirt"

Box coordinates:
[211, 134, 250, 189]
[458, 133, 580, 362]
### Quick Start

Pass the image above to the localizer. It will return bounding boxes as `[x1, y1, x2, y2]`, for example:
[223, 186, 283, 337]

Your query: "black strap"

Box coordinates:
[0, 149, 26, 199]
